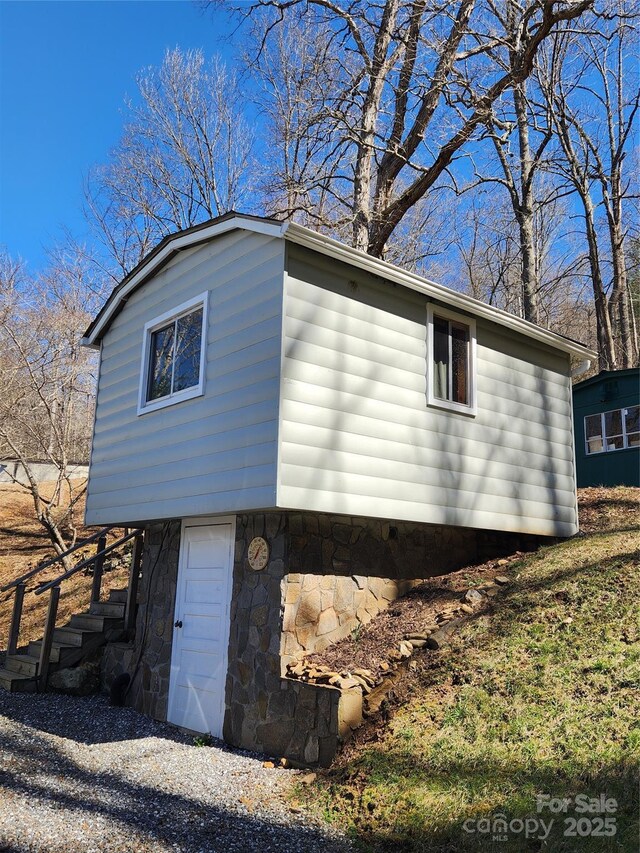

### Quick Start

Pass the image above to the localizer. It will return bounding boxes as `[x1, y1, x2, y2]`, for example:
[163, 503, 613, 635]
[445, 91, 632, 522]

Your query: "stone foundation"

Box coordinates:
[101, 521, 180, 720]
[102, 509, 544, 765]
[102, 641, 135, 694]
[281, 515, 485, 665]
[224, 513, 287, 751]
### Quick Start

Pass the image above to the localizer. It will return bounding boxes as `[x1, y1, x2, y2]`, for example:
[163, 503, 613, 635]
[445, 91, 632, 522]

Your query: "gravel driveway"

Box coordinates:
[0, 691, 352, 853]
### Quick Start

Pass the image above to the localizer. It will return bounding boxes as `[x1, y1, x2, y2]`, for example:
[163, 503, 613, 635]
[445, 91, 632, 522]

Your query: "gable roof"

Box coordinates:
[572, 367, 639, 392]
[82, 212, 597, 361]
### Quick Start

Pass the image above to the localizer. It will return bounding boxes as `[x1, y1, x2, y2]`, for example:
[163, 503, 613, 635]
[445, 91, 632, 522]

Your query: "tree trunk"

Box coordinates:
[513, 82, 540, 325]
[582, 190, 617, 370]
[607, 208, 637, 368]
[515, 204, 539, 325]
[38, 509, 74, 572]
[352, 0, 401, 252]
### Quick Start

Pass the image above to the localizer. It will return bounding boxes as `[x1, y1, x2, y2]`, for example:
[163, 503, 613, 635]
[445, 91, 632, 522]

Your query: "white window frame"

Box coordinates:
[137, 291, 208, 416]
[426, 303, 477, 416]
[584, 406, 639, 455]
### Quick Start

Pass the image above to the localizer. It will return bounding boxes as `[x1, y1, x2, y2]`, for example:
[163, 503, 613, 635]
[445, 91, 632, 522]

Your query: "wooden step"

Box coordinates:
[69, 613, 124, 632]
[28, 640, 78, 665]
[89, 601, 125, 618]
[28, 633, 107, 669]
[53, 626, 99, 647]
[0, 668, 37, 693]
[0, 583, 132, 695]
[108, 588, 128, 604]
[5, 654, 39, 677]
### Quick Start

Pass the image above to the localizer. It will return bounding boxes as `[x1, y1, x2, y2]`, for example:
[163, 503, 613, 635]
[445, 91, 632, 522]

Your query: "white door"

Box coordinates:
[167, 519, 234, 737]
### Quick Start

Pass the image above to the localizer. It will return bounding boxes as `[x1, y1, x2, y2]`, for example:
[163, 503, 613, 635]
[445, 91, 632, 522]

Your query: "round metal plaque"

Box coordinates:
[247, 536, 270, 571]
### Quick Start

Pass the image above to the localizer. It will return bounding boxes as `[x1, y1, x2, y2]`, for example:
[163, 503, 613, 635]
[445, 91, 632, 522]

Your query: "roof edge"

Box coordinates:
[83, 213, 286, 345]
[572, 366, 639, 390]
[285, 223, 596, 360]
[83, 213, 597, 360]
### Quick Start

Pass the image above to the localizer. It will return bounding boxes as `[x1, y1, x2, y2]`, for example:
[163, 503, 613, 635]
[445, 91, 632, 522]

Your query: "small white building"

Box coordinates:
[83, 213, 595, 763]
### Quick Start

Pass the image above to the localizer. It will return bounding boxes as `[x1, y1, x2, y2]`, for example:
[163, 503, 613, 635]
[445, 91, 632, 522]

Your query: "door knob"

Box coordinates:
[174, 620, 183, 628]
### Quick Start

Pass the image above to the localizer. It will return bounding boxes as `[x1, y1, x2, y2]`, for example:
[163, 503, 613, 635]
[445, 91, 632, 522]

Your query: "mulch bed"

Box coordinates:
[303, 553, 523, 680]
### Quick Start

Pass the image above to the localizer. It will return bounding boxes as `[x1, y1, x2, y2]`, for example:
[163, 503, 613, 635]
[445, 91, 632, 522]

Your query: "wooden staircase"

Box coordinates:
[0, 588, 128, 693]
[1, 527, 143, 695]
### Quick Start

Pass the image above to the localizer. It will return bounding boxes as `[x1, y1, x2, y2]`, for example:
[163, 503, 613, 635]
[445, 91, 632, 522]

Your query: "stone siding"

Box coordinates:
[224, 512, 363, 765]
[101, 521, 181, 721]
[102, 641, 135, 694]
[224, 513, 287, 751]
[282, 515, 486, 664]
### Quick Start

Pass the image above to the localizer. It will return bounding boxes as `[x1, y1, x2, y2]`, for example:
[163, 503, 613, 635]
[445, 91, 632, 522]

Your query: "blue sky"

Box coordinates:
[0, 0, 234, 273]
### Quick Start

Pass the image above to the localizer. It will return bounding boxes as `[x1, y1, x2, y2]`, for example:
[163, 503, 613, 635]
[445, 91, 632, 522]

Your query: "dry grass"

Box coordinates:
[576, 485, 639, 534]
[0, 483, 130, 652]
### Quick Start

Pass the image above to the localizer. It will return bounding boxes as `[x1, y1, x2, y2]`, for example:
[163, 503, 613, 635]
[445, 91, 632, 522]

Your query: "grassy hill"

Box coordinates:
[299, 487, 640, 852]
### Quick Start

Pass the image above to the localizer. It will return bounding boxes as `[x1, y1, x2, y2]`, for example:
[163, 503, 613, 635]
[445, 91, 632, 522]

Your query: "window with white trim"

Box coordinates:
[584, 406, 639, 454]
[138, 293, 208, 415]
[427, 304, 477, 415]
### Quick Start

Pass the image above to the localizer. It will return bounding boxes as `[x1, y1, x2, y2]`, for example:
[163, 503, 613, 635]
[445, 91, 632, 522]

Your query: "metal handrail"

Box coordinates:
[0, 525, 117, 592]
[35, 529, 143, 595]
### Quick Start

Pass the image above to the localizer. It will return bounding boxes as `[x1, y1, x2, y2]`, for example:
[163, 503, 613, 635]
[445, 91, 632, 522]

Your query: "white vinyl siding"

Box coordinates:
[86, 227, 581, 536]
[277, 245, 577, 537]
[85, 231, 284, 526]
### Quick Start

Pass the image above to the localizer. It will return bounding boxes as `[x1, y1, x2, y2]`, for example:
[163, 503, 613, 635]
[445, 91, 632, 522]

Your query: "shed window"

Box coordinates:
[427, 305, 476, 416]
[138, 293, 208, 415]
[584, 406, 639, 454]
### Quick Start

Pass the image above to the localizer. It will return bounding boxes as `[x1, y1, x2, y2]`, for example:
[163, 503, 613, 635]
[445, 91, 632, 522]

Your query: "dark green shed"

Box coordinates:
[572, 368, 639, 487]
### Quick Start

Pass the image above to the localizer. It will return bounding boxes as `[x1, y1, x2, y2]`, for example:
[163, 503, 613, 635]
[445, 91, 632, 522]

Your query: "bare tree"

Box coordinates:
[252, 14, 352, 231]
[540, 5, 639, 369]
[470, 0, 560, 327]
[253, 17, 460, 270]
[454, 194, 524, 313]
[213, 0, 593, 262]
[480, 112, 547, 324]
[0, 250, 96, 564]
[86, 48, 255, 274]
[628, 234, 640, 334]
[454, 186, 594, 344]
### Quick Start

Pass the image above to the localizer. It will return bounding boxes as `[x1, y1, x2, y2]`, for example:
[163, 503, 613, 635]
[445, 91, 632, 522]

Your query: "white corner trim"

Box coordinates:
[137, 291, 209, 417]
[274, 244, 289, 512]
[426, 303, 478, 417]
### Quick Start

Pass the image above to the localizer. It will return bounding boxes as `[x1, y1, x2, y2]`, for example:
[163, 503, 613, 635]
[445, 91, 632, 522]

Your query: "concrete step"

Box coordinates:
[5, 654, 39, 677]
[108, 588, 128, 604]
[69, 613, 124, 632]
[89, 601, 125, 618]
[0, 668, 37, 693]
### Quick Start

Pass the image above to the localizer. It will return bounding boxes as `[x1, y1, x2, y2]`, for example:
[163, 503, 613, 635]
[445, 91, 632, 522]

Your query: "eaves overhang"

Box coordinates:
[81, 213, 286, 348]
[82, 212, 597, 362]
